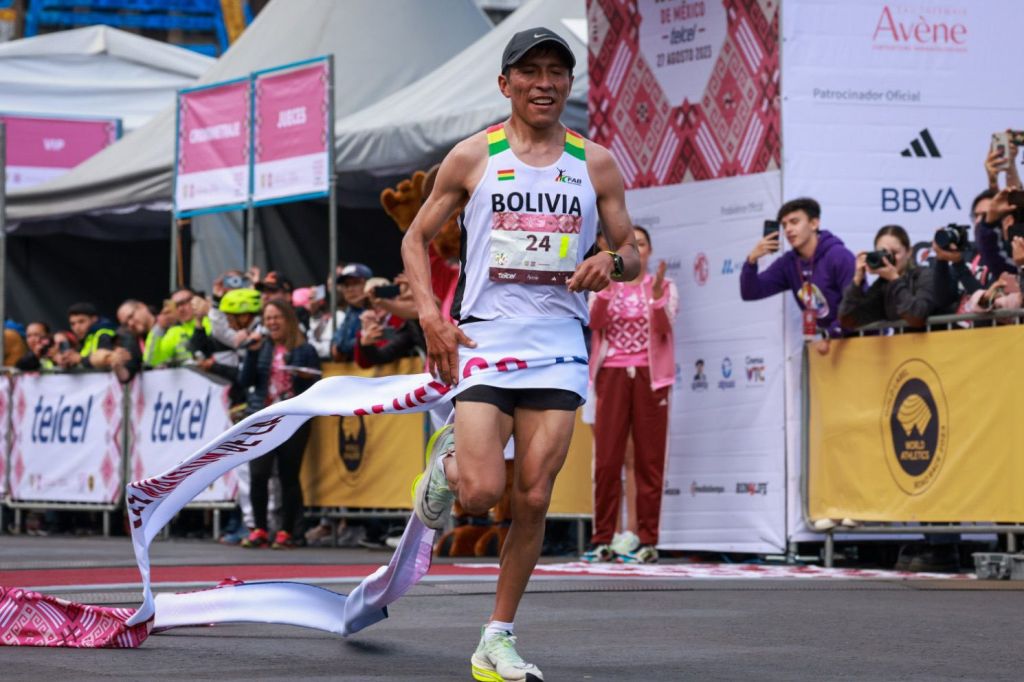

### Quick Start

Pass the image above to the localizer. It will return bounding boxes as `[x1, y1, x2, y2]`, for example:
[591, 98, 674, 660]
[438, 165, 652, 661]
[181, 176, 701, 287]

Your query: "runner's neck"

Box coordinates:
[502, 117, 566, 166]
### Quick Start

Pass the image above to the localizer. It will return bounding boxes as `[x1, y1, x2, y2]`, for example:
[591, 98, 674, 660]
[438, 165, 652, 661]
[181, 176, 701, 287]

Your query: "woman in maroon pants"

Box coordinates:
[584, 226, 678, 563]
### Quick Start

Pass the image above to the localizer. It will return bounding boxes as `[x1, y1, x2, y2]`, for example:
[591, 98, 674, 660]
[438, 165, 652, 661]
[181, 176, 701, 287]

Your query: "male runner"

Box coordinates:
[402, 28, 640, 681]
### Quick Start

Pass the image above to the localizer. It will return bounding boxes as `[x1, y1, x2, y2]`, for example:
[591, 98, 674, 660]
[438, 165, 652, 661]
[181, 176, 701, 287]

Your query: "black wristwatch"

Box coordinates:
[605, 250, 625, 281]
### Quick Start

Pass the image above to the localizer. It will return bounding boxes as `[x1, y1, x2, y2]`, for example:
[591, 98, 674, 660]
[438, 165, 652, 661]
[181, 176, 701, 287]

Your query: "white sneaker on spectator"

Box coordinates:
[610, 530, 640, 557]
[811, 518, 837, 531]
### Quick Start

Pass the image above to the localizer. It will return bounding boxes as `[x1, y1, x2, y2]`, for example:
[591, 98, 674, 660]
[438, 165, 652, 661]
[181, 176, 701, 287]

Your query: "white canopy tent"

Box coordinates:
[0, 25, 213, 132]
[334, 0, 589, 177]
[5, 0, 492, 223]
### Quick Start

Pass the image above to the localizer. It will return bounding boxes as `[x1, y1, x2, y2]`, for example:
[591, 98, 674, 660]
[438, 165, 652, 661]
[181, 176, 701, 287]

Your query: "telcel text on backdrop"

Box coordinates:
[782, 0, 1024, 255]
[252, 59, 332, 206]
[0, 114, 120, 191]
[174, 78, 251, 216]
[808, 326, 1024, 522]
[128, 368, 236, 503]
[8, 372, 124, 505]
[588, 0, 785, 551]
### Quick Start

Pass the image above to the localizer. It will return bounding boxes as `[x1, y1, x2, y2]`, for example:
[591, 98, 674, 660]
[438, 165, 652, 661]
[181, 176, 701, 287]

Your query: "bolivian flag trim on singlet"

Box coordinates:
[485, 123, 587, 160]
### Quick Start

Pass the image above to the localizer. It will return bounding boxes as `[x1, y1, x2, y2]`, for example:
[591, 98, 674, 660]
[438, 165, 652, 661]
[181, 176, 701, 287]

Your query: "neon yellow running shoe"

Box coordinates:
[471, 627, 544, 681]
[412, 424, 456, 530]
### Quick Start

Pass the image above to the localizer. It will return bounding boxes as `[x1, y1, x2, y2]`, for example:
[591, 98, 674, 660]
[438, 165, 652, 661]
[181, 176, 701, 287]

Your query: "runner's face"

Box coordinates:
[499, 49, 573, 128]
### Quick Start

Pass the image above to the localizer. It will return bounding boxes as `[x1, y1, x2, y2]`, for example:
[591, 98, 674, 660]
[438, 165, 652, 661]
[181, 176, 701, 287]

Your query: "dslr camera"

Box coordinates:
[865, 249, 893, 270]
[934, 223, 970, 251]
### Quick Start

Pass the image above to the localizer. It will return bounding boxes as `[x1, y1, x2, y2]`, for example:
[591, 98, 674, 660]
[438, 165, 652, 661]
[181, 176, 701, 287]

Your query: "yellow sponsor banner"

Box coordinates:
[808, 326, 1024, 522]
[549, 411, 593, 516]
[301, 359, 593, 514]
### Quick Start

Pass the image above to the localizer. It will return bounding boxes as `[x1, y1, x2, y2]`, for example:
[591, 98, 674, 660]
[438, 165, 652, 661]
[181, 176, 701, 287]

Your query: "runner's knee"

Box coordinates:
[513, 485, 552, 522]
[459, 484, 504, 515]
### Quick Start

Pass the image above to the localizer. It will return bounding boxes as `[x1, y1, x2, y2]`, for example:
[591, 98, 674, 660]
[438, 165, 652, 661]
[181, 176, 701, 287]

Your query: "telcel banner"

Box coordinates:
[252, 59, 332, 205]
[8, 373, 124, 504]
[808, 326, 1024, 522]
[174, 78, 251, 216]
[1, 114, 119, 191]
[129, 369, 236, 503]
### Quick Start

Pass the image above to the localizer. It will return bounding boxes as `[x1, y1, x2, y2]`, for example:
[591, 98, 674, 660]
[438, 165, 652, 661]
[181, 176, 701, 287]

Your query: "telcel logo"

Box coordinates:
[150, 390, 212, 443]
[32, 395, 93, 444]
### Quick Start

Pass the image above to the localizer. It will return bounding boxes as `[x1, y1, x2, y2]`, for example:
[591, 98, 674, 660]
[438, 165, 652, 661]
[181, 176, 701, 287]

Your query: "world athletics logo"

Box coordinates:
[881, 359, 948, 496]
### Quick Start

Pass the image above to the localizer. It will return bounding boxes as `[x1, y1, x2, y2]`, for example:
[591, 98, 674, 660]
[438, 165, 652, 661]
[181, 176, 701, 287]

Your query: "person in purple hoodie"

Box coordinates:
[740, 198, 856, 353]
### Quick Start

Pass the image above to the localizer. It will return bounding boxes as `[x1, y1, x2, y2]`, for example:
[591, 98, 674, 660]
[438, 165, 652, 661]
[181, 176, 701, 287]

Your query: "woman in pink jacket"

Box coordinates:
[585, 226, 679, 564]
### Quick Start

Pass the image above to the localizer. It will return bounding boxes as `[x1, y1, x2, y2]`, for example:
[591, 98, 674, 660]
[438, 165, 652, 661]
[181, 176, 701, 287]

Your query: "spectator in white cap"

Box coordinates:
[331, 263, 373, 361]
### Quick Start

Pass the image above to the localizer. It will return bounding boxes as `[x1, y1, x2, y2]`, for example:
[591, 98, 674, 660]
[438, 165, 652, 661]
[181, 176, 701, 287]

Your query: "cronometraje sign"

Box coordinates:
[252, 58, 332, 206]
[174, 78, 251, 216]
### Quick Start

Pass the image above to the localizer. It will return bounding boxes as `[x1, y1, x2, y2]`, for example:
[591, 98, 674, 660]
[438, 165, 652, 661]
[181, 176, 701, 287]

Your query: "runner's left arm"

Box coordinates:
[568, 142, 640, 292]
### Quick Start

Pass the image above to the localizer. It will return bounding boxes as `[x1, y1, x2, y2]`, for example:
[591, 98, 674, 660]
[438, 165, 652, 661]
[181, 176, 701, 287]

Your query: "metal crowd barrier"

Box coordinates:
[803, 308, 1024, 567]
[0, 367, 235, 538]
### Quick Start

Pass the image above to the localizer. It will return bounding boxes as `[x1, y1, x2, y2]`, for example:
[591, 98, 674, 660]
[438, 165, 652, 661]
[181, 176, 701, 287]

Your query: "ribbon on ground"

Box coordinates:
[0, 318, 588, 647]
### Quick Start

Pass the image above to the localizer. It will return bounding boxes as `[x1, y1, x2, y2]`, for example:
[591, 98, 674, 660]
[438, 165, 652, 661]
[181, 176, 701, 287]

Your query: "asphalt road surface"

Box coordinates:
[2, 536, 1022, 681]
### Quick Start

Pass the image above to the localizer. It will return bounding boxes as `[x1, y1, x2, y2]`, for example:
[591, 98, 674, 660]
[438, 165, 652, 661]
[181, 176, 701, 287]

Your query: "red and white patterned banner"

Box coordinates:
[588, 0, 780, 187]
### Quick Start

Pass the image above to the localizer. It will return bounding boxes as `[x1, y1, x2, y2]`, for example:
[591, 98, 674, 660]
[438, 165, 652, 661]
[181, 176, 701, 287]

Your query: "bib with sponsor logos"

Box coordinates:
[452, 123, 598, 323]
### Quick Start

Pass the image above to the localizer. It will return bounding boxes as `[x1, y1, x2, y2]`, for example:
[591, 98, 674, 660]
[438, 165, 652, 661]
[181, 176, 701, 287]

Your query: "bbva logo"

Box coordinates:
[881, 187, 961, 213]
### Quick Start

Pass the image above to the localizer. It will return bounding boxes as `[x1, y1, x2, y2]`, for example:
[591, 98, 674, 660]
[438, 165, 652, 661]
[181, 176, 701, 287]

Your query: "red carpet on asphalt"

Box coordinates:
[1, 563, 499, 588]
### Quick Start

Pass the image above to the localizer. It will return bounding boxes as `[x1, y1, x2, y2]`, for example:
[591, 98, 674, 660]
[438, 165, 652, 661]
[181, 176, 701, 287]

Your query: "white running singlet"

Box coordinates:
[451, 123, 599, 323]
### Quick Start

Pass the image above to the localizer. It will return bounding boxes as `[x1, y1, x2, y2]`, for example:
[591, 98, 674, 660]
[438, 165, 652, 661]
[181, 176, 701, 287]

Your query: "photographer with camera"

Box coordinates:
[331, 263, 373, 362]
[839, 225, 937, 330]
[741, 197, 857, 352]
[353, 275, 424, 369]
[16, 322, 55, 371]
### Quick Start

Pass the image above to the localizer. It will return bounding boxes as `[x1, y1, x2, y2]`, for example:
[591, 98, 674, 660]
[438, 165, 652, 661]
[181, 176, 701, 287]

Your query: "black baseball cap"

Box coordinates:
[501, 27, 576, 73]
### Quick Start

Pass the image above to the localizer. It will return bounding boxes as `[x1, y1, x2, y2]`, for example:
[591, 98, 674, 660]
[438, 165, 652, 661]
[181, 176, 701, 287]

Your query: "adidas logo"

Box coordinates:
[901, 128, 941, 158]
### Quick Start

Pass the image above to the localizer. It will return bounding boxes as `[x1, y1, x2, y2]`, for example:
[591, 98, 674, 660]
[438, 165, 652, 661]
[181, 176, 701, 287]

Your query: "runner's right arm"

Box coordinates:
[401, 138, 483, 385]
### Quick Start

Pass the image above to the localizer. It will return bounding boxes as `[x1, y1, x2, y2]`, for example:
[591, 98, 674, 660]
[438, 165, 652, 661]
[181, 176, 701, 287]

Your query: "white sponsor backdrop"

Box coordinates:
[782, 0, 1024, 255]
[129, 368, 236, 503]
[8, 373, 124, 504]
[628, 170, 789, 554]
[0, 374, 9, 499]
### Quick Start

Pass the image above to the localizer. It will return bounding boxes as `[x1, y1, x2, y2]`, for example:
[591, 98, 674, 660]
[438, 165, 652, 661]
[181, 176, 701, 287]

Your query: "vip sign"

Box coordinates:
[132, 369, 235, 502]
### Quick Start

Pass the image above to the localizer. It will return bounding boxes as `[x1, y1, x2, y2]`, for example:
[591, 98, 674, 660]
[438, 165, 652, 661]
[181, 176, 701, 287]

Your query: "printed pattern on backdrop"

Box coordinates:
[0, 114, 119, 191]
[174, 79, 251, 214]
[588, 0, 780, 187]
[627, 171, 787, 554]
[781, 0, 1023, 254]
[0, 374, 8, 499]
[8, 373, 124, 505]
[129, 369, 236, 503]
[252, 60, 331, 205]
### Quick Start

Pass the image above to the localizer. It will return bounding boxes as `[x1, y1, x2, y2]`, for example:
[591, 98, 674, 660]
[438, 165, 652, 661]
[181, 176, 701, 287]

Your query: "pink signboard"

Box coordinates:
[175, 79, 251, 214]
[252, 60, 331, 205]
[0, 114, 119, 190]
